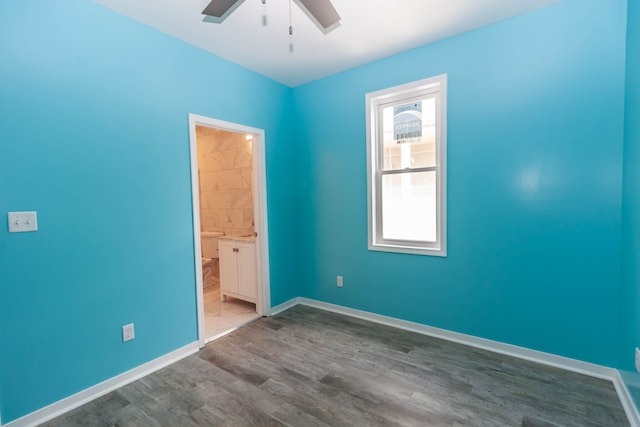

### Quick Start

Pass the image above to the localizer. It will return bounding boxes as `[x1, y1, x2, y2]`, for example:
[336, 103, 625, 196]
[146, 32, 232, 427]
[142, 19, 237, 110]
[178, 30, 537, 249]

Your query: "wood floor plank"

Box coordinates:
[42, 305, 630, 426]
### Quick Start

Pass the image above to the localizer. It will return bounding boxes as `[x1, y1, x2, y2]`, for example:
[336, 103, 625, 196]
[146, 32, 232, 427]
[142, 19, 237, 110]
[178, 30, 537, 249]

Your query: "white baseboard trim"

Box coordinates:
[268, 297, 301, 316]
[620, 370, 640, 390]
[4, 342, 199, 427]
[287, 298, 638, 427]
[614, 370, 640, 427]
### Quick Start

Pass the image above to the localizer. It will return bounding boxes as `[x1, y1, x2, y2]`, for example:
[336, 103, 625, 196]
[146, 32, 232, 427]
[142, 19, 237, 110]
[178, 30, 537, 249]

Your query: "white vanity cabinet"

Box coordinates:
[218, 238, 257, 304]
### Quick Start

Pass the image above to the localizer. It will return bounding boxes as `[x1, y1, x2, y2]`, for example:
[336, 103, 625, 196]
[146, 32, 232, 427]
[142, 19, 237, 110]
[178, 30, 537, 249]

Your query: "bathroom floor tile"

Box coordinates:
[203, 281, 261, 340]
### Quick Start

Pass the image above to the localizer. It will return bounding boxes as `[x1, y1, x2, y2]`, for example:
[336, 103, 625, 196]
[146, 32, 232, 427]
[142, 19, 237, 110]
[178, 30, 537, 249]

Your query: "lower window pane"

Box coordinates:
[382, 171, 436, 242]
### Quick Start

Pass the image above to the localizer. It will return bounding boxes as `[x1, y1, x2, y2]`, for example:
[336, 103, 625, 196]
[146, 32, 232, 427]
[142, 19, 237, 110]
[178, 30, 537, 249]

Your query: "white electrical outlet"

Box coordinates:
[122, 323, 135, 342]
[337, 276, 343, 287]
[635, 347, 640, 373]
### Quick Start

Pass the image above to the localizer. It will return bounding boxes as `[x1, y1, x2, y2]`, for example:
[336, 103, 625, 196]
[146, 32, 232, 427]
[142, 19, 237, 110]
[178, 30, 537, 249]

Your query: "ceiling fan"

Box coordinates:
[202, 0, 341, 33]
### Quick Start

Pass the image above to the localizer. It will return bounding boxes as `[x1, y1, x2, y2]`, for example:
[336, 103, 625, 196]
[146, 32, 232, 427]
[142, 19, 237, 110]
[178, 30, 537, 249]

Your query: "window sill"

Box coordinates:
[368, 242, 447, 257]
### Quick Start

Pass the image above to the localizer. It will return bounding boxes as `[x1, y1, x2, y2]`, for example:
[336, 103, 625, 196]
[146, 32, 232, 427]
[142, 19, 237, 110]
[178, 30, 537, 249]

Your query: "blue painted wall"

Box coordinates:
[0, 0, 635, 423]
[292, 0, 627, 367]
[0, 1, 297, 423]
[622, 0, 640, 391]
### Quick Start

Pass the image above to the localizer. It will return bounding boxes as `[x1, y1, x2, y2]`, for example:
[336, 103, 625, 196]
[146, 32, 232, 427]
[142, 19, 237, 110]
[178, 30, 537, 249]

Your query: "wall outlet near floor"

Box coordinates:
[337, 276, 343, 287]
[122, 323, 135, 342]
[636, 347, 640, 373]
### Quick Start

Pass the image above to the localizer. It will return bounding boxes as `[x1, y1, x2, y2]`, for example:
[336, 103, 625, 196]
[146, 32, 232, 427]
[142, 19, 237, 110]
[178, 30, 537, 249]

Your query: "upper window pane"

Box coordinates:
[382, 97, 436, 171]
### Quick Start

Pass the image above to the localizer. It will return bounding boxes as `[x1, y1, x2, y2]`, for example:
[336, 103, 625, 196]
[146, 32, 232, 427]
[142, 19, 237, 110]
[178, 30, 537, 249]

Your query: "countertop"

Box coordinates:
[218, 235, 256, 242]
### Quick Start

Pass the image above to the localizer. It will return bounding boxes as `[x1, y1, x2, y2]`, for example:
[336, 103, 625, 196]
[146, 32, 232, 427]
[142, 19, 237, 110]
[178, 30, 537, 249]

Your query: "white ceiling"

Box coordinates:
[94, 0, 562, 87]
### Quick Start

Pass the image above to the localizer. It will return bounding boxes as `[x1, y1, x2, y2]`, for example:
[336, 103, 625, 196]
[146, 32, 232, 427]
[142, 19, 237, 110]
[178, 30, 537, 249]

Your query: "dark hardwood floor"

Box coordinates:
[43, 305, 629, 426]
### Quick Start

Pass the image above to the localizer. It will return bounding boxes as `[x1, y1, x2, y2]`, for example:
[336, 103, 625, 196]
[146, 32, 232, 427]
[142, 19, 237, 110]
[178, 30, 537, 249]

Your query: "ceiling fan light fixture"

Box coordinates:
[295, 0, 340, 30]
[202, 0, 244, 19]
[201, 0, 340, 34]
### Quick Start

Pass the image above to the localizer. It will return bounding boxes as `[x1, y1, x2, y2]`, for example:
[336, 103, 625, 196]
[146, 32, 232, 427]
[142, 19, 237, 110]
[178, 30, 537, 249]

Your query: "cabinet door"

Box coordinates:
[219, 240, 238, 295]
[236, 242, 257, 300]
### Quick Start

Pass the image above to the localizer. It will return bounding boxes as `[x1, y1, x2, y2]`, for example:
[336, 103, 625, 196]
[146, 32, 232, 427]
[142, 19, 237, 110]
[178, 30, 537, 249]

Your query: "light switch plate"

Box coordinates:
[8, 212, 38, 233]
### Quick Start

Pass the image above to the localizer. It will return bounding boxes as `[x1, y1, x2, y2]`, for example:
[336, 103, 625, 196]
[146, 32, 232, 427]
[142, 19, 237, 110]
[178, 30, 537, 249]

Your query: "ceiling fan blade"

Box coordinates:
[202, 0, 244, 19]
[296, 0, 340, 29]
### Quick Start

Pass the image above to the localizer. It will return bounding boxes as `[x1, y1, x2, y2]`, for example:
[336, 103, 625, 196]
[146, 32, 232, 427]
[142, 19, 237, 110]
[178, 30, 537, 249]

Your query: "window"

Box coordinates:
[366, 75, 447, 256]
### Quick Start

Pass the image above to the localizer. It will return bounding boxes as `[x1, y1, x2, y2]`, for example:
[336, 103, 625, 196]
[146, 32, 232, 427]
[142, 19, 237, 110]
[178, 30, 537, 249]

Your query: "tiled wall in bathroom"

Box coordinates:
[196, 126, 255, 237]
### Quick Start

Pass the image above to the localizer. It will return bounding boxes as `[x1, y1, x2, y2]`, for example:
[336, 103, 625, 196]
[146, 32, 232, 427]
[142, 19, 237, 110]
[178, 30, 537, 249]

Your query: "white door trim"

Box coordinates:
[187, 113, 271, 348]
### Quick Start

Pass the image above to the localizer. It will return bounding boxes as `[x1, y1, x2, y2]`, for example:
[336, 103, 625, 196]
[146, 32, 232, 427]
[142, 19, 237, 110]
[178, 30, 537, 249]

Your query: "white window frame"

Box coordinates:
[366, 74, 447, 257]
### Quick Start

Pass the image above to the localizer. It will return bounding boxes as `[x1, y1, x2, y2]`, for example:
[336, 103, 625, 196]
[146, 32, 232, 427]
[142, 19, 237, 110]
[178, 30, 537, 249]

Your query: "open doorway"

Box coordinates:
[188, 114, 271, 347]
